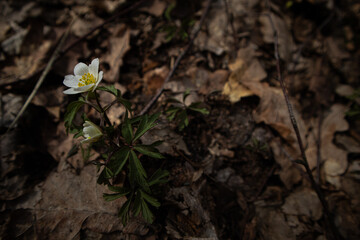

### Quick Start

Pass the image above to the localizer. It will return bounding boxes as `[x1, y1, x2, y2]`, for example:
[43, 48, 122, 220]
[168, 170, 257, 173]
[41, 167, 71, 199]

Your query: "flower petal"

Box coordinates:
[63, 88, 81, 95]
[93, 71, 103, 91]
[74, 84, 94, 93]
[89, 58, 99, 78]
[74, 62, 89, 76]
[63, 75, 79, 87]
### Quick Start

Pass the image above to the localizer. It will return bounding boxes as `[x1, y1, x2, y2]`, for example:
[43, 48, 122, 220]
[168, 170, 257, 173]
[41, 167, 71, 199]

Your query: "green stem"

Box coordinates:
[94, 90, 112, 126]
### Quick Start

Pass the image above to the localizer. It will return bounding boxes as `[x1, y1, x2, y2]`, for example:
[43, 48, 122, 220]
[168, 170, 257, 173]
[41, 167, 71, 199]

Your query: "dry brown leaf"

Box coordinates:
[259, 13, 295, 60]
[222, 46, 267, 102]
[252, 84, 306, 146]
[194, 4, 231, 55]
[256, 207, 296, 240]
[33, 165, 126, 239]
[0, 93, 24, 128]
[140, 0, 167, 17]
[306, 105, 348, 184]
[143, 65, 169, 95]
[322, 104, 348, 173]
[103, 24, 131, 83]
[71, 12, 103, 37]
[281, 188, 322, 220]
[325, 37, 350, 68]
[270, 138, 302, 189]
[1, 40, 52, 84]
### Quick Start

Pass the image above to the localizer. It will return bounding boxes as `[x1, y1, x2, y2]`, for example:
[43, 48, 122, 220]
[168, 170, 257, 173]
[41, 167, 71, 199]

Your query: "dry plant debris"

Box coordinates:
[1, 0, 360, 239]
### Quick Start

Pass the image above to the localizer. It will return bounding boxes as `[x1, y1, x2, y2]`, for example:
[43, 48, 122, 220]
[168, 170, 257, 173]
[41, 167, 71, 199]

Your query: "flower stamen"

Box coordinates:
[78, 73, 96, 87]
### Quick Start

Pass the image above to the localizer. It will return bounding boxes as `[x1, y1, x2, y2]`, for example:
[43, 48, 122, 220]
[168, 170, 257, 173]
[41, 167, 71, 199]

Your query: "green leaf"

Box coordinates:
[133, 191, 142, 216]
[130, 150, 147, 178]
[119, 196, 132, 225]
[64, 99, 85, 133]
[97, 168, 110, 185]
[97, 85, 119, 97]
[132, 113, 160, 143]
[165, 2, 176, 21]
[166, 107, 180, 121]
[129, 151, 150, 192]
[121, 111, 133, 144]
[133, 114, 148, 142]
[177, 110, 188, 131]
[167, 97, 181, 104]
[183, 89, 191, 102]
[140, 190, 160, 207]
[148, 169, 169, 186]
[134, 145, 164, 159]
[104, 166, 114, 178]
[108, 185, 129, 193]
[149, 140, 163, 147]
[118, 97, 132, 112]
[107, 147, 130, 176]
[103, 191, 129, 201]
[141, 199, 154, 223]
[188, 106, 209, 115]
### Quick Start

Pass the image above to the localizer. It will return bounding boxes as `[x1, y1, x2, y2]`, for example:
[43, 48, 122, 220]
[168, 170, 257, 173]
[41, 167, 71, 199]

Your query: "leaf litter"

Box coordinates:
[1, 0, 360, 239]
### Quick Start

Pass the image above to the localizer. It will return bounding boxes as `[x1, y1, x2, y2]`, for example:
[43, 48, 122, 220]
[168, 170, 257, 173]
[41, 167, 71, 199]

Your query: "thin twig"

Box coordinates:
[264, 1, 340, 239]
[7, 24, 71, 132]
[138, 0, 212, 116]
[316, 110, 323, 184]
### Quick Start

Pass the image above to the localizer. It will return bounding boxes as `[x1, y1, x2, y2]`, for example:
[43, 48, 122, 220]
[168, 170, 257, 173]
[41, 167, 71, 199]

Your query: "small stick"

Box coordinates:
[7, 24, 71, 132]
[138, 0, 212, 116]
[264, 1, 340, 239]
[316, 110, 323, 184]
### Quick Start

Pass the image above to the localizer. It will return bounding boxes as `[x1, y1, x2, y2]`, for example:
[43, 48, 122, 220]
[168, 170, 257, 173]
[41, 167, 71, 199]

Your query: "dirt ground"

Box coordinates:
[1, 0, 360, 239]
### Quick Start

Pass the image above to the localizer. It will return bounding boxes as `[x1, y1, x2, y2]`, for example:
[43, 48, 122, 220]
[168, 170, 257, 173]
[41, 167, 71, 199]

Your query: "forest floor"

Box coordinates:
[1, 0, 360, 239]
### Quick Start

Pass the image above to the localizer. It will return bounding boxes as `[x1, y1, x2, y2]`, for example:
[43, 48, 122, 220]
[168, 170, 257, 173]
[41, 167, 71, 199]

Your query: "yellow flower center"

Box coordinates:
[78, 73, 96, 87]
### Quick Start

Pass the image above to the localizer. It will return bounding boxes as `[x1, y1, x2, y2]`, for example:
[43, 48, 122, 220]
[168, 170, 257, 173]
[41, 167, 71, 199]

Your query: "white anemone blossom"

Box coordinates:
[81, 121, 103, 143]
[63, 58, 103, 94]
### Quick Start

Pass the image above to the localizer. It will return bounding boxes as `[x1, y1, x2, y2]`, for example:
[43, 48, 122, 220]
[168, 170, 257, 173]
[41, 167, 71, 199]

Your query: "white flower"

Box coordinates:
[81, 121, 103, 143]
[63, 58, 103, 94]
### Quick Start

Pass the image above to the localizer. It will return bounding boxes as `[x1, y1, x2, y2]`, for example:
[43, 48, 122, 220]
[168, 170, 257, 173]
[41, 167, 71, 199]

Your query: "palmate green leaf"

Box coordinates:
[119, 195, 132, 225]
[64, 99, 85, 133]
[183, 89, 191, 102]
[104, 166, 114, 178]
[129, 151, 150, 193]
[133, 112, 160, 142]
[130, 150, 147, 178]
[188, 102, 209, 115]
[166, 106, 180, 121]
[165, 2, 175, 21]
[148, 169, 169, 186]
[121, 111, 133, 144]
[134, 145, 164, 159]
[133, 191, 142, 217]
[188, 106, 209, 115]
[177, 110, 188, 131]
[97, 85, 119, 97]
[118, 97, 132, 112]
[103, 190, 130, 201]
[108, 185, 129, 193]
[97, 168, 110, 185]
[141, 190, 160, 207]
[107, 147, 130, 176]
[141, 198, 154, 223]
